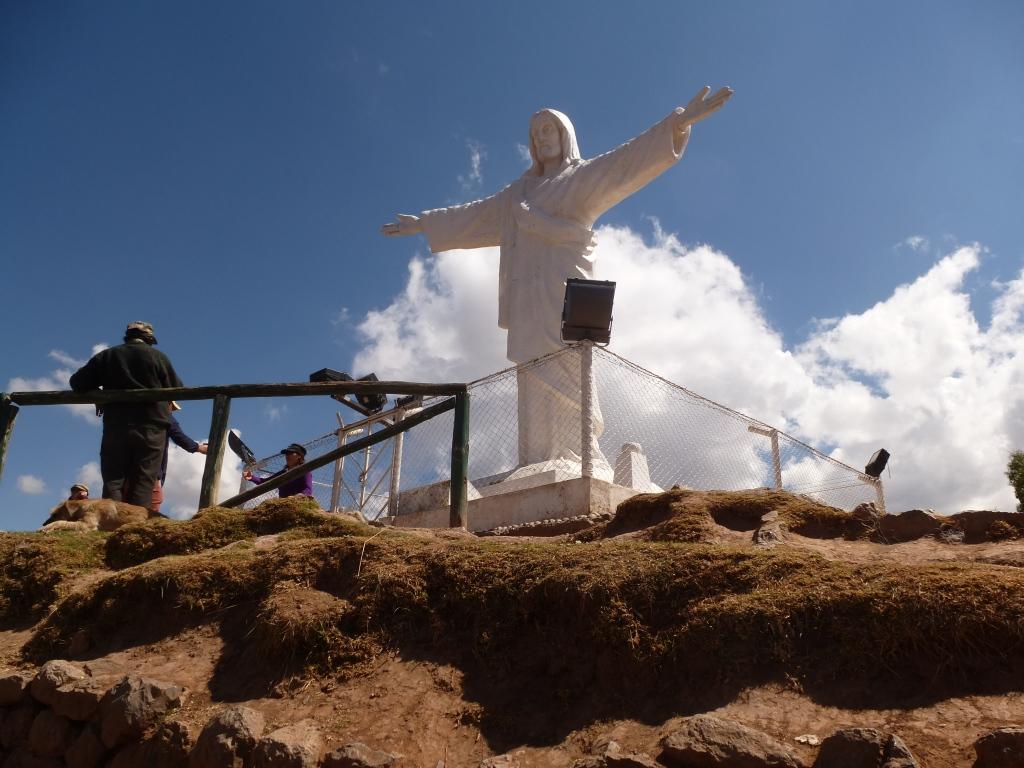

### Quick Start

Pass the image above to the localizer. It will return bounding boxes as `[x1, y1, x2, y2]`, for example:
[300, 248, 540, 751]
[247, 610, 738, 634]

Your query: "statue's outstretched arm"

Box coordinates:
[380, 214, 423, 237]
[673, 86, 733, 135]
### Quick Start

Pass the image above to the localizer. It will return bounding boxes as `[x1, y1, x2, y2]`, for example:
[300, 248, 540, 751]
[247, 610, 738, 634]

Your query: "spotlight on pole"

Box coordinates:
[864, 448, 890, 478]
[561, 278, 616, 345]
[309, 368, 387, 415]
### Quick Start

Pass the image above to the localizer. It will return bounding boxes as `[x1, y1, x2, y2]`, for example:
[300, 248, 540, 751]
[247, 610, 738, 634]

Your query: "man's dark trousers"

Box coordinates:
[100, 423, 167, 507]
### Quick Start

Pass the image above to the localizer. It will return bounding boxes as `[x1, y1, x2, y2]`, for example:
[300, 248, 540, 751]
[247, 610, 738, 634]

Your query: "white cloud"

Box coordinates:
[75, 462, 102, 492]
[457, 140, 486, 194]
[515, 142, 532, 167]
[901, 235, 929, 251]
[9, 344, 109, 423]
[16, 475, 47, 495]
[353, 223, 1023, 514]
[162, 446, 242, 520]
[48, 350, 84, 367]
[265, 404, 288, 423]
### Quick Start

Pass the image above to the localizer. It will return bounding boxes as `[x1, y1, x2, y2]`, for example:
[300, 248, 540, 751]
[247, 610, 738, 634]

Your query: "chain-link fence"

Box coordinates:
[240, 345, 881, 521]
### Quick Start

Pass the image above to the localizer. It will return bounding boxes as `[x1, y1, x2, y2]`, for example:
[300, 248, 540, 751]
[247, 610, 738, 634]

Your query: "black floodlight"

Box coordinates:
[309, 368, 354, 406]
[864, 448, 890, 478]
[396, 394, 424, 409]
[561, 278, 616, 344]
[355, 373, 388, 414]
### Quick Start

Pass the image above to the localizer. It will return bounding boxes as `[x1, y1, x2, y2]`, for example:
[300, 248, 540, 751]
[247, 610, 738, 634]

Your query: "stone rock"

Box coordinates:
[973, 727, 1024, 768]
[252, 721, 322, 767]
[109, 720, 196, 768]
[851, 502, 881, 524]
[0, 671, 32, 706]
[876, 510, 941, 543]
[659, 715, 803, 768]
[603, 740, 660, 767]
[50, 677, 112, 721]
[98, 675, 186, 748]
[754, 521, 786, 547]
[882, 735, 918, 768]
[190, 705, 266, 768]
[813, 728, 887, 767]
[0, 702, 38, 750]
[572, 759, 606, 768]
[0, 746, 63, 768]
[28, 709, 76, 758]
[29, 660, 86, 707]
[64, 724, 107, 768]
[480, 755, 518, 768]
[322, 742, 398, 767]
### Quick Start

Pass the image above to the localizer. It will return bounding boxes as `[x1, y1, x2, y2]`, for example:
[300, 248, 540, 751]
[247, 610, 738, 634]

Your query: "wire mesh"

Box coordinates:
[241, 345, 880, 520]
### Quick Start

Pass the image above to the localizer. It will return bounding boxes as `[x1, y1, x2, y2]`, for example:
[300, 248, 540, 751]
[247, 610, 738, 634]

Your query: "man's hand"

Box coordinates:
[197, 443, 208, 455]
[380, 214, 423, 237]
[675, 86, 733, 133]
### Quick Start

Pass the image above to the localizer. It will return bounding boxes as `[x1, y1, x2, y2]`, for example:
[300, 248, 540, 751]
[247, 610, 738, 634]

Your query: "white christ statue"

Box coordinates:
[382, 86, 733, 480]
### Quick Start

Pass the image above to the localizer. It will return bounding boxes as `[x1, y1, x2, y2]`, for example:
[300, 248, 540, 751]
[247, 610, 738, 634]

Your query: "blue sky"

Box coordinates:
[2, 1, 1023, 529]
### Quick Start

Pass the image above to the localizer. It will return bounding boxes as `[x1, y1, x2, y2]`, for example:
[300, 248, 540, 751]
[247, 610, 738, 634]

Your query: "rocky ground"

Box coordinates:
[2, 490, 1024, 767]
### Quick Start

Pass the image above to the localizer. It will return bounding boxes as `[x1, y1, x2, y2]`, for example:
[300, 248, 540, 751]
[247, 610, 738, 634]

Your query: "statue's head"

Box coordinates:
[526, 109, 581, 176]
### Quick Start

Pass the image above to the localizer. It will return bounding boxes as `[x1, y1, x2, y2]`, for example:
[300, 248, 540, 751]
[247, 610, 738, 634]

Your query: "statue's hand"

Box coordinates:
[675, 86, 733, 131]
[380, 214, 423, 237]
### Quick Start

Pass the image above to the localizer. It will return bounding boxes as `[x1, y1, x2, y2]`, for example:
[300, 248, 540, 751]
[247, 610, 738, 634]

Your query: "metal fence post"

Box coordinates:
[199, 394, 231, 509]
[0, 395, 19, 486]
[388, 408, 405, 518]
[330, 424, 347, 513]
[580, 342, 594, 478]
[450, 392, 470, 528]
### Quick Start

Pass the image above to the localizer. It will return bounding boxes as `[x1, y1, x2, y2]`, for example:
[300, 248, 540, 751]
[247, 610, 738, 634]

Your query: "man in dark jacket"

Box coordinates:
[69, 321, 183, 510]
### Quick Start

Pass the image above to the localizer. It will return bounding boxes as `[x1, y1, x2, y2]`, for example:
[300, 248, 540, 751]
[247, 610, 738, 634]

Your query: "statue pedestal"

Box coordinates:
[392, 474, 641, 534]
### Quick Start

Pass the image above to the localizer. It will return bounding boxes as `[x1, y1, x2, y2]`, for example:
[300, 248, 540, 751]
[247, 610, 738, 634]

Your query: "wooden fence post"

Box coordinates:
[450, 392, 470, 529]
[0, 395, 19, 486]
[199, 394, 231, 509]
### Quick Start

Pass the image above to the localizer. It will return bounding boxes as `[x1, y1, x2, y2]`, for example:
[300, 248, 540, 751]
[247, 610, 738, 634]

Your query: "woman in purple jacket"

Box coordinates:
[243, 442, 314, 498]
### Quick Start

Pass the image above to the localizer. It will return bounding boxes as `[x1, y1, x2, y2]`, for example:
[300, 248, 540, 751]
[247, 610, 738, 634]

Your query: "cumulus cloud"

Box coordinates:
[457, 140, 486, 194]
[75, 462, 102, 491]
[8, 346, 109, 423]
[353, 223, 1023, 513]
[16, 475, 47, 495]
[515, 142, 532, 167]
[162, 447, 242, 520]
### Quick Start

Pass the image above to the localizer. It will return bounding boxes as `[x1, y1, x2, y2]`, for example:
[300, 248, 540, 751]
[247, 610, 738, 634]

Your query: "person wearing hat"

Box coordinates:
[68, 484, 89, 501]
[148, 401, 209, 514]
[242, 443, 314, 499]
[69, 321, 183, 511]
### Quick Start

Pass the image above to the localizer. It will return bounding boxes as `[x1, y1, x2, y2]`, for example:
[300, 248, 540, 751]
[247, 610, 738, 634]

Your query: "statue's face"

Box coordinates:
[530, 114, 563, 164]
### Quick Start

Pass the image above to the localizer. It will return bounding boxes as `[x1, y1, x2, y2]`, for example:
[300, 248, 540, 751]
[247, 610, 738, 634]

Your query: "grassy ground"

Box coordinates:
[7, 492, 1024, 710]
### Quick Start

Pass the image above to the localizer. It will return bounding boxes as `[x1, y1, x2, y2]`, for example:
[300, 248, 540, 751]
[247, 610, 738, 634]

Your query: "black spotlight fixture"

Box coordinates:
[864, 448, 890, 478]
[309, 368, 386, 415]
[354, 373, 388, 414]
[561, 278, 616, 345]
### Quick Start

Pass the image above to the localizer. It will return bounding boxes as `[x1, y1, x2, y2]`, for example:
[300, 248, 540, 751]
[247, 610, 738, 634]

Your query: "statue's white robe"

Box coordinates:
[419, 112, 690, 470]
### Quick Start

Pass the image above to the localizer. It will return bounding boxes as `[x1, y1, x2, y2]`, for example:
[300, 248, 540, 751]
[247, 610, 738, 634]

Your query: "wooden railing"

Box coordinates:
[0, 381, 470, 528]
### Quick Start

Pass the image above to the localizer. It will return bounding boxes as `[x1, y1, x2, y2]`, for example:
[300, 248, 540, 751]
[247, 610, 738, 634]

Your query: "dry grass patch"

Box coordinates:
[0, 531, 108, 622]
[584, 489, 859, 543]
[105, 496, 373, 568]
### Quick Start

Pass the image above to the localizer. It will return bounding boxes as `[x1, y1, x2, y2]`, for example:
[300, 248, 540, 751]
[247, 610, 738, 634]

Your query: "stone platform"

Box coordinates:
[390, 474, 641, 533]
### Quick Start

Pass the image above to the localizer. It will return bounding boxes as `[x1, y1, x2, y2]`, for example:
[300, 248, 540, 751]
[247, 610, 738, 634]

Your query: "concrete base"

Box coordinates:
[397, 478, 481, 516]
[392, 475, 641, 533]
